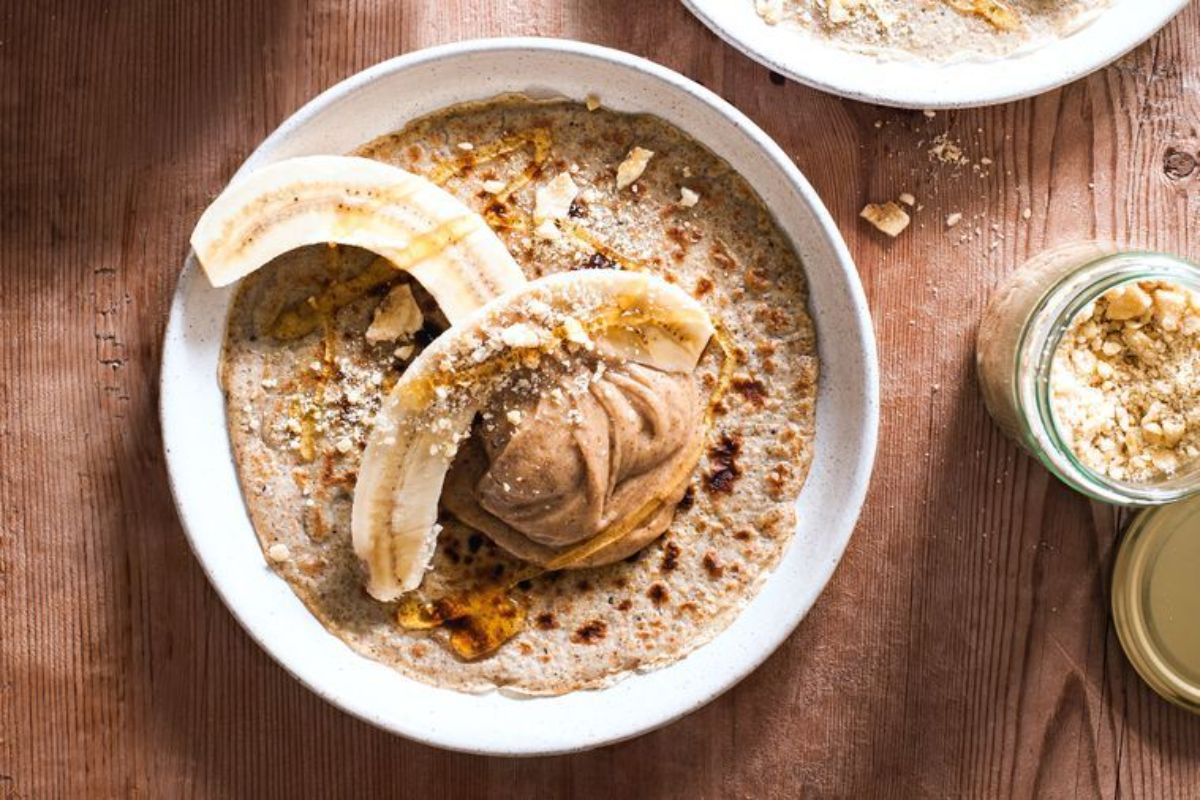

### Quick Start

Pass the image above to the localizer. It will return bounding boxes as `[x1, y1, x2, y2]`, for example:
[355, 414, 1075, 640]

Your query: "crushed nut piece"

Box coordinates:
[679, 187, 700, 208]
[929, 133, 967, 166]
[533, 219, 561, 241]
[267, 543, 291, 562]
[535, 171, 579, 223]
[1051, 279, 1200, 483]
[366, 283, 423, 344]
[945, 212, 964, 228]
[585, 94, 601, 111]
[533, 171, 579, 242]
[860, 201, 911, 237]
[616, 147, 655, 191]
[898, 192, 916, 207]
[755, 0, 784, 24]
[561, 316, 592, 348]
[827, 0, 863, 23]
[1103, 283, 1152, 321]
[499, 323, 542, 349]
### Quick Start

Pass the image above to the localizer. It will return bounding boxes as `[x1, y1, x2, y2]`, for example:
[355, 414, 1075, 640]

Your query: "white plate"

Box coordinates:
[682, 0, 1187, 108]
[160, 38, 879, 755]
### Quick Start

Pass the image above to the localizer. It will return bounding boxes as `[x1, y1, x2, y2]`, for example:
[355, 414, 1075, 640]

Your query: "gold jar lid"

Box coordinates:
[1112, 496, 1200, 713]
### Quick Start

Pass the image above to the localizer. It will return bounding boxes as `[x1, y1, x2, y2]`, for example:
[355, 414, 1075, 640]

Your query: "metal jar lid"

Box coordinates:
[1112, 496, 1200, 714]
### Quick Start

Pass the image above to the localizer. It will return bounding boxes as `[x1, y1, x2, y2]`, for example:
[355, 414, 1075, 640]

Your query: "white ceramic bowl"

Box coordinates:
[160, 38, 879, 755]
[682, 0, 1187, 108]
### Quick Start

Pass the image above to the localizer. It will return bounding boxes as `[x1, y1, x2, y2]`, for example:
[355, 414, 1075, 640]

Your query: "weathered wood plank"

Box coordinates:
[2, 1, 1198, 796]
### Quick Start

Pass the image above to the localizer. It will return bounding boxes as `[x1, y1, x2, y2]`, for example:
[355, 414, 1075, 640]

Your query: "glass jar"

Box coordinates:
[976, 242, 1200, 505]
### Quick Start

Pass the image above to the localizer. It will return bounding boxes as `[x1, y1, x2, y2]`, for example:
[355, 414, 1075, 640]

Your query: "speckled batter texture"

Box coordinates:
[756, 0, 1110, 61]
[221, 97, 818, 694]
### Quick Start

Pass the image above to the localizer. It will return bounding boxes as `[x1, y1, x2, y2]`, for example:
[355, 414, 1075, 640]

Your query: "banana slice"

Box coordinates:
[190, 155, 527, 323]
[351, 270, 715, 601]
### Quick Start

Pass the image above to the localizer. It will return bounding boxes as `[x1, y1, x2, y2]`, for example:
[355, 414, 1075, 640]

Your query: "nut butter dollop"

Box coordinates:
[443, 359, 703, 567]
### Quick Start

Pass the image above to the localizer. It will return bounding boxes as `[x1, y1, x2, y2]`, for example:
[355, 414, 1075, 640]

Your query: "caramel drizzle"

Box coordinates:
[400, 300, 706, 408]
[561, 222, 649, 273]
[428, 128, 552, 199]
[426, 126, 657, 291]
[944, 0, 1020, 30]
[428, 126, 646, 273]
[269, 124, 642, 343]
[268, 215, 482, 341]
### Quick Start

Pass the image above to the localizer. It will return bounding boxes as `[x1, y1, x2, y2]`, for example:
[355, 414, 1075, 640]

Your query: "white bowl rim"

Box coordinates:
[681, 0, 1188, 109]
[160, 36, 880, 755]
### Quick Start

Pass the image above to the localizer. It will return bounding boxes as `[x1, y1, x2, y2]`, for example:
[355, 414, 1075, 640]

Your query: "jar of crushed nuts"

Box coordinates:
[977, 242, 1200, 505]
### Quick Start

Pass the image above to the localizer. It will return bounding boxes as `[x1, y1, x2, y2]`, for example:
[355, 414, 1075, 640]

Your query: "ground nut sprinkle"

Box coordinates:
[1050, 279, 1200, 483]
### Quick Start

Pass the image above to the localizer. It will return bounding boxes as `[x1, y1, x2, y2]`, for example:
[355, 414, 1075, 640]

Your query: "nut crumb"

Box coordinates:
[929, 133, 967, 166]
[1051, 279, 1200, 483]
[756, 0, 784, 24]
[366, 283, 423, 344]
[945, 212, 964, 228]
[500, 323, 542, 349]
[267, 543, 290, 562]
[827, 0, 858, 22]
[616, 147, 655, 191]
[860, 201, 911, 237]
[533, 171, 580, 242]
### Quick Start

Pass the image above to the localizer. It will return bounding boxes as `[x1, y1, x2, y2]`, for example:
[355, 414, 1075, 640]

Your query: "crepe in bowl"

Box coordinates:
[206, 97, 819, 694]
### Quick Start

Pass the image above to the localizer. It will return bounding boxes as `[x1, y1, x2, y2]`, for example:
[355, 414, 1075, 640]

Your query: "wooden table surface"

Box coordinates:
[5, 1, 1200, 797]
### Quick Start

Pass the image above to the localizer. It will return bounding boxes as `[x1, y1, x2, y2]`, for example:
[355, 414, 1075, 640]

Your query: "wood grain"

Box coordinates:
[3, 1, 1199, 796]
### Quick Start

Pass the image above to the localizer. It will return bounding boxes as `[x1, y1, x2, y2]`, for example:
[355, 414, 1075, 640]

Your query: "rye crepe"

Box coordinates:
[755, 0, 1110, 61]
[222, 97, 818, 694]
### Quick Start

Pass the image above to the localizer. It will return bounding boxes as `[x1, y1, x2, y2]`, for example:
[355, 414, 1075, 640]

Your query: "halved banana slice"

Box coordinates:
[351, 270, 715, 601]
[190, 155, 527, 323]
